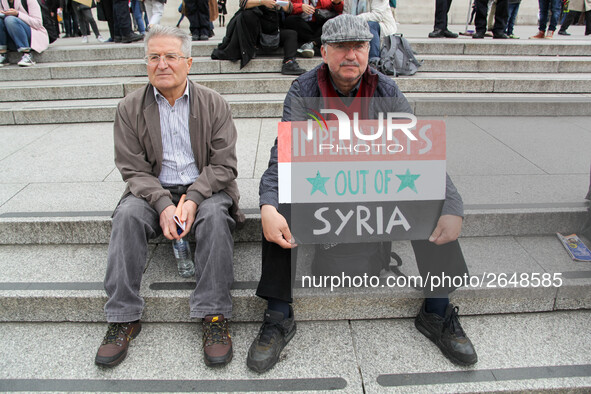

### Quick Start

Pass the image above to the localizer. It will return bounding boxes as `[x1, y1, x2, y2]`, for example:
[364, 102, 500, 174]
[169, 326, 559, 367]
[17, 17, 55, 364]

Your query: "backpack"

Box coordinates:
[21, 0, 59, 44]
[378, 34, 422, 77]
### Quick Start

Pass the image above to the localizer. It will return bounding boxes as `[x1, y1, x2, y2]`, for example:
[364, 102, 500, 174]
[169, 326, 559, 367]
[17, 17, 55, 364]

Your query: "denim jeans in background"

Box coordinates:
[0, 15, 32, 52]
[505, 2, 520, 35]
[367, 21, 380, 60]
[130, 0, 146, 33]
[538, 0, 562, 32]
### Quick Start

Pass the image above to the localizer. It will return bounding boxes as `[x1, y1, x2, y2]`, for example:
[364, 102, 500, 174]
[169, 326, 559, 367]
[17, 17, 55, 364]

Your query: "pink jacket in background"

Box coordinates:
[1, 0, 49, 53]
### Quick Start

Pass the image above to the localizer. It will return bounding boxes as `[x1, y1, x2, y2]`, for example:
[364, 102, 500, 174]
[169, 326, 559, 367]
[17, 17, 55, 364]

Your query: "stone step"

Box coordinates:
[4, 38, 591, 65]
[3, 53, 591, 81]
[4, 72, 591, 102]
[2, 93, 591, 124]
[0, 205, 586, 245]
[2, 310, 590, 393]
[0, 234, 589, 323]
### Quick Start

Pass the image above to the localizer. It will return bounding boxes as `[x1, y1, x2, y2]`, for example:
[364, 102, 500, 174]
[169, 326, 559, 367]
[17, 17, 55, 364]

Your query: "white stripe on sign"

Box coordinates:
[279, 161, 445, 204]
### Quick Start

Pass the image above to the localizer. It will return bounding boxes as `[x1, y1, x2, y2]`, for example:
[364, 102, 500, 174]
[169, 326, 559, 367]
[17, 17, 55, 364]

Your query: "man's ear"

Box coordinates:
[320, 44, 327, 63]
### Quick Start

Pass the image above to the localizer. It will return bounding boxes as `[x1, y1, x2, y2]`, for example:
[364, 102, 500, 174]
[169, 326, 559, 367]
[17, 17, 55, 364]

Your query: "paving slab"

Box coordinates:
[0, 123, 114, 183]
[0, 321, 361, 393]
[515, 235, 591, 310]
[0, 123, 56, 160]
[411, 93, 591, 116]
[0, 184, 26, 207]
[0, 182, 125, 215]
[254, 118, 282, 179]
[453, 174, 590, 205]
[235, 118, 264, 179]
[443, 116, 544, 176]
[467, 116, 591, 174]
[352, 311, 591, 393]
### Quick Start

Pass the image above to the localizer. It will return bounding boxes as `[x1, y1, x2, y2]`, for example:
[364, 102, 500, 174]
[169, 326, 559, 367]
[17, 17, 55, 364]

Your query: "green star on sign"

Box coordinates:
[396, 169, 421, 193]
[307, 171, 330, 195]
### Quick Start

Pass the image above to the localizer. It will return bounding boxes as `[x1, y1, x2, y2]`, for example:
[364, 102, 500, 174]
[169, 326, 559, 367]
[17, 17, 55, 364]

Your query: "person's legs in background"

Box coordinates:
[505, 2, 520, 37]
[367, 21, 380, 63]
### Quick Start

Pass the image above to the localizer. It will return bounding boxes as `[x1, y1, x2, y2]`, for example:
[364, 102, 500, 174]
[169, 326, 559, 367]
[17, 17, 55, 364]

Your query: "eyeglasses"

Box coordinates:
[328, 42, 369, 54]
[144, 53, 190, 65]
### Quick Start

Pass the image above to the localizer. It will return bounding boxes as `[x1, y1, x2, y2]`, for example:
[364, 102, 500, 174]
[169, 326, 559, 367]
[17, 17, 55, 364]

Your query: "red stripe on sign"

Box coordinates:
[278, 122, 292, 163]
[278, 120, 446, 163]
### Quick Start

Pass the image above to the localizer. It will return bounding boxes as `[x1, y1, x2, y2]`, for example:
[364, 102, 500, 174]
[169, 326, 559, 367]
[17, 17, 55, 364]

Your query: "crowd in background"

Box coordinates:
[1, 0, 590, 67]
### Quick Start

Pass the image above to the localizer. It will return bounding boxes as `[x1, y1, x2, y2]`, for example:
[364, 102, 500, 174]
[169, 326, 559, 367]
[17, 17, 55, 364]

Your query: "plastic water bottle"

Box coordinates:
[172, 228, 195, 278]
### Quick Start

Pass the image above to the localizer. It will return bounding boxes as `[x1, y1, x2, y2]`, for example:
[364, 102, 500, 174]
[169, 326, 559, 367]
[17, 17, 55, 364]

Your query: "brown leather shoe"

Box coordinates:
[545, 30, 555, 38]
[529, 30, 546, 39]
[95, 322, 141, 367]
[202, 315, 232, 367]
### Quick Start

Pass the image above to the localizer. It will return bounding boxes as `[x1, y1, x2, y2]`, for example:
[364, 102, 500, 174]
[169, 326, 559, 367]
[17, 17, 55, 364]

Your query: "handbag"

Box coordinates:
[259, 31, 280, 51]
[314, 8, 337, 23]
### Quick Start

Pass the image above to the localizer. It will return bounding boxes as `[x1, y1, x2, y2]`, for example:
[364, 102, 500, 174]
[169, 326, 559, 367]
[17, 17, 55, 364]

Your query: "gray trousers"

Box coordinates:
[104, 191, 236, 322]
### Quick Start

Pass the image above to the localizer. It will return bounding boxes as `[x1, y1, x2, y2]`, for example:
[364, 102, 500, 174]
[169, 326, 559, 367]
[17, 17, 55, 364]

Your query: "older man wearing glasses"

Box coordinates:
[247, 14, 477, 373]
[95, 25, 243, 369]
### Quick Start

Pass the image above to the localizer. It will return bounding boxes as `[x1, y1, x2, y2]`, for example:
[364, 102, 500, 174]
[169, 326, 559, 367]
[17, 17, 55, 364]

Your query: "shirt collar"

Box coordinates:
[328, 74, 362, 98]
[153, 80, 190, 104]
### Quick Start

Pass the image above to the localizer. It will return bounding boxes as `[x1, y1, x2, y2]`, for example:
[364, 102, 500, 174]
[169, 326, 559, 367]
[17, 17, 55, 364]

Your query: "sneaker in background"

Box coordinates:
[297, 42, 314, 58]
[281, 59, 306, 75]
[17, 53, 35, 67]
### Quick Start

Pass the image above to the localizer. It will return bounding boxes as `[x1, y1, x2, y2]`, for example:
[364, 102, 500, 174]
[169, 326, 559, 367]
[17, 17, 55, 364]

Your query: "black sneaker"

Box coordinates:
[281, 59, 306, 75]
[415, 301, 477, 366]
[247, 307, 296, 373]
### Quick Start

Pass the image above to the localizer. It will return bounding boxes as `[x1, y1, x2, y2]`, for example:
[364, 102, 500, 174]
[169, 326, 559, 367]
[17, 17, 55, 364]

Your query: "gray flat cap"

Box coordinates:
[321, 14, 374, 44]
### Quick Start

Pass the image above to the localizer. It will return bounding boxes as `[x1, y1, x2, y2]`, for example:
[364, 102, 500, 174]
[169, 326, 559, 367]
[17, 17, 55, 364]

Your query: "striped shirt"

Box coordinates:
[154, 83, 200, 186]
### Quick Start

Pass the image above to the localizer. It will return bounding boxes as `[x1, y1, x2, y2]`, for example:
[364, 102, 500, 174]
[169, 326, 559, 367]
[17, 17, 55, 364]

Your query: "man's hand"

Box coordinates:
[429, 214, 463, 245]
[261, 204, 297, 249]
[160, 205, 179, 241]
[301, 3, 315, 14]
[179, 200, 197, 238]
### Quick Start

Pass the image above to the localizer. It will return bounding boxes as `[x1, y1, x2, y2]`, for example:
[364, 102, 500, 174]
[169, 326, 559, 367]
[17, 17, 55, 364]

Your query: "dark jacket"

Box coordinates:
[259, 63, 464, 218]
[114, 80, 244, 225]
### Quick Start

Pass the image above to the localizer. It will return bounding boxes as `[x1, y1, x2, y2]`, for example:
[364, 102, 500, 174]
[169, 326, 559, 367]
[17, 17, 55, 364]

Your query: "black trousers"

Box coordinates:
[113, 0, 132, 37]
[255, 206, 469, 303]
[186, 0, 211, 36]
[434, 0, 453, 30]
[278, 29, 298, 60]
[99, 0, 115, 39]
[283, 15, 324, 46]
[559, 10, 591, 35]
[73, 4, 100, 37]
[474, 0, 508, 35]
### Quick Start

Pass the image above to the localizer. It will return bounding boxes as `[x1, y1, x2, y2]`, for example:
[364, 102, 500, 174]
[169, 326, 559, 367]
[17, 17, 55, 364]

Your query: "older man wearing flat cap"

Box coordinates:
[246, 14, 477, 373]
